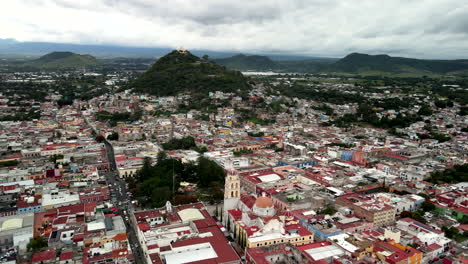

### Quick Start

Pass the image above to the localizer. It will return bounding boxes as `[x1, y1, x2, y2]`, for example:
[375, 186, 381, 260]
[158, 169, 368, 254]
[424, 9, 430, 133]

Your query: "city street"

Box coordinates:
[84, 114, 146, 264]
[103, 140, 146, 264]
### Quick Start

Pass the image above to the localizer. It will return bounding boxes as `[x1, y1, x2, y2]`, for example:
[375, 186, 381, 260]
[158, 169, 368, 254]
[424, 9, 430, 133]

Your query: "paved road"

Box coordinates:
[82, 113, 147, 264]
[103, 141, 146, 264]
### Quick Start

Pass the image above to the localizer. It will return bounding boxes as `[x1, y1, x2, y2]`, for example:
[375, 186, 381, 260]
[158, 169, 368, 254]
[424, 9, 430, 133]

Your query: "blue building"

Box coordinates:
[340, 151, 354, 161]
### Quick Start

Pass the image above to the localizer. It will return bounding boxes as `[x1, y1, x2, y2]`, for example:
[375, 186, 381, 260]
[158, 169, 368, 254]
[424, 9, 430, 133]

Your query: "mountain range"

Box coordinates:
[215, 53, 468, 76]
[327, 53, 468, 75]
[0, 38, 310, 60]
[2, 39, 468, 75]
[213, 54, 337, 73]
[213, 54, 278, 71]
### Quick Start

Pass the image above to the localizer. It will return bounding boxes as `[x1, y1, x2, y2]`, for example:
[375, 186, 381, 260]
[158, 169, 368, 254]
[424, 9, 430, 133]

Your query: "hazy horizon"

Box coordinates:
[1, 0, 468, 59]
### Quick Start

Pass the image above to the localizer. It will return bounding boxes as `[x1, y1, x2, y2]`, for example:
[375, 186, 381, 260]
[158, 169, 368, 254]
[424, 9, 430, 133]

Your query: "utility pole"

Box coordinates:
[172, 159, 175, 195]
[170, 116, 175, 140]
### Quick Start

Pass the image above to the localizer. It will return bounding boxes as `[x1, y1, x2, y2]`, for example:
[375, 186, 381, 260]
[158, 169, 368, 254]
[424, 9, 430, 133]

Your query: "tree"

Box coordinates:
[107, 132, 119, 141]
[459, 106, 468, 116]
[248, 131, 265, 137]
[400, 211, 413, 218]
[0, 160, 19, 167]
[458, 215, 468, 225]
[148, 186, 172, 208]
[220, 206, 223, 222]
[162, 136, 197, 150]
[318, 205, 337, 215]
[202, 55, 209, 61]
[95, 135, 105, 143]
[417, 104, 432, 116]
[138, 157, 153, 182]
[417, 193, 431, 199]
[197, 157, 226, 187]
[193, 145, 208, 154]
[209, 182, 224, 201]
[132, 153, 226, 207]
[49, 154, 64, 163]
[435, 100, 447, 108]
[426, 164, 468, 184]
[421, 201, 436, 212]
[157, 151, 168, 164]
[408, 243, 419, 249]
[431, 133, 451, 143]
[174, 195, 198, 205]
[411, 211, 427, 223]
[442, 226, 459, 238]
[27, 237, 48, 252]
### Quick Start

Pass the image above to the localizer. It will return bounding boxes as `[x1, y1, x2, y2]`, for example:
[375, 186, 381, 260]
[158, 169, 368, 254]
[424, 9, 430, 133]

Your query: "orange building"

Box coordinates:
[373, 241, 422, 264]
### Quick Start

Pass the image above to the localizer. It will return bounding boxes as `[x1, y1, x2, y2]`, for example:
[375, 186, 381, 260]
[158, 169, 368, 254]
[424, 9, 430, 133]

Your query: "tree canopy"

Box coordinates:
[27, 237, 48, 252]
[132, 154, 226, 207]
[426, 163, 468, 184]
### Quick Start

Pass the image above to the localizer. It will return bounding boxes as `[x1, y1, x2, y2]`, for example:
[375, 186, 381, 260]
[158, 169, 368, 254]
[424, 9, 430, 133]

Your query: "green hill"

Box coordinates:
[28, 51, 97, 69]
[214, 54, 278, 71]
[276, 59, 336, 73]
[214, 54, 338, 72]
[131, 50, 250, 96]
[327, 53, 468, 75]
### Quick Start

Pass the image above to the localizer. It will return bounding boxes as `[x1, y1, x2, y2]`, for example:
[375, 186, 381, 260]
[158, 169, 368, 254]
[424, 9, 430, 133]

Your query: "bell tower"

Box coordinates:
[223, 169, 240, 227]
[224, 169, 240, 199]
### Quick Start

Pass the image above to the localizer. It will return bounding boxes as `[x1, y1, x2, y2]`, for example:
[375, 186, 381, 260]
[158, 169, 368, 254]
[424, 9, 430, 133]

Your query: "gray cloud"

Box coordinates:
[1, 0, 468, 59]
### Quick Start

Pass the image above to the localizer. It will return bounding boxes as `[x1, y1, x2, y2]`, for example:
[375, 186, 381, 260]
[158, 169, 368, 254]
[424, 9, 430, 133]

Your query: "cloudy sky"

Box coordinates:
[2, 0, 468, 58]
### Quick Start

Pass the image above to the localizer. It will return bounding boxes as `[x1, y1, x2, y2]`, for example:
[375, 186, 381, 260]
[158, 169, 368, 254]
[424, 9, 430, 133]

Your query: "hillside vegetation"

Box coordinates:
[214, 52, 468, 76]
[214, 54, 278, 71]
[27, 51, 97, 69]
[326, 53, 468, 75]
[131, 50, 250, 96]
[215, 54, 336, 72]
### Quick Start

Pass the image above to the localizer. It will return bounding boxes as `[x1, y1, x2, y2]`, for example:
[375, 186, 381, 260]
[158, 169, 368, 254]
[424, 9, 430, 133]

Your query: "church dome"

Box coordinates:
[255, 196, 273, 208]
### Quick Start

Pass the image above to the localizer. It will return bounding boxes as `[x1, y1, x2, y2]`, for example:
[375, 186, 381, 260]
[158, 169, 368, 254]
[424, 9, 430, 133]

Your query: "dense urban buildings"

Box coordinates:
[0, 48, 467, 264]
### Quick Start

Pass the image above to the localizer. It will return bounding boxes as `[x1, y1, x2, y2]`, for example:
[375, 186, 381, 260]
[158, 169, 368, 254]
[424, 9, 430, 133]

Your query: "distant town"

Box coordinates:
[0, 49, 467, 264]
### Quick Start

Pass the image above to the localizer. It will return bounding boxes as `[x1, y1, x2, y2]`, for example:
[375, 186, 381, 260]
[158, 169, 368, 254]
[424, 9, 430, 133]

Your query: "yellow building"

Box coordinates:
[227, 211, 314, 249]
[372, 241, 422, 264]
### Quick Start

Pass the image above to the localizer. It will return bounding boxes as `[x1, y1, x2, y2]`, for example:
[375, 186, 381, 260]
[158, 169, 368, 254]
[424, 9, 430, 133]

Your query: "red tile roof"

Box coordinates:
[240, 194, 256, 209]
[113, 233, 127, 241]
[17, 195, 42, 208]
[60, 251, 73, 261]
[227, 209, 242, 221]
[169, 227, 239, 264]
[138, 223, 151, 232]
[374, 241, 421, 263]
[32, 248, 56, 263]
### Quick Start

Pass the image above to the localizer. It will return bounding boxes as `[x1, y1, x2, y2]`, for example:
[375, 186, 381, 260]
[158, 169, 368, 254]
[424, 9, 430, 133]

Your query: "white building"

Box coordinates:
[42, 190, 80, 209]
